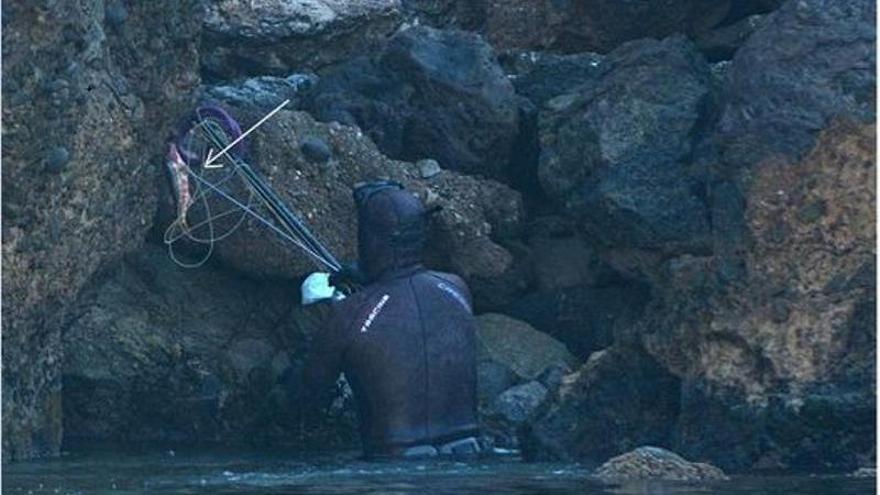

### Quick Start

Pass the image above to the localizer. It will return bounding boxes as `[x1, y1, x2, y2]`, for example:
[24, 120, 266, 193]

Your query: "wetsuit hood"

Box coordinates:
[355, 181, 427, 283]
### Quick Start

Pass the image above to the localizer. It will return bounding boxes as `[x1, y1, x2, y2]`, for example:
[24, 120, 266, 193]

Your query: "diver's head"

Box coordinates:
[354, 180, 428, 282]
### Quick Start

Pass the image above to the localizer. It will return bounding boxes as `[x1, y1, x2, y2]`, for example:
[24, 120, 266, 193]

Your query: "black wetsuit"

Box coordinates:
[303, 185, 479, 457]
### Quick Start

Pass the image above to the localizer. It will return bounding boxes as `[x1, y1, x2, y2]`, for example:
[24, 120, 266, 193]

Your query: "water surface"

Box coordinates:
[2, 447, 874, 495]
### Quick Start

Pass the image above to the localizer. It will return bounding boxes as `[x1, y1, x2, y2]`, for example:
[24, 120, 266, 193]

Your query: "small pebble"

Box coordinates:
[300, 136, 331, 164]
[44, 146, 70, 173]
[417, 159, 441, 179]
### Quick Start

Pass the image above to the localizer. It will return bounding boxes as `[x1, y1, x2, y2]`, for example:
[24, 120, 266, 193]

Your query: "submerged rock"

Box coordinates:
[201, 0, 403, 80]
[306, 25, 521, 178]
[595, 446, 728, 481]
[2, 0, 202, 461]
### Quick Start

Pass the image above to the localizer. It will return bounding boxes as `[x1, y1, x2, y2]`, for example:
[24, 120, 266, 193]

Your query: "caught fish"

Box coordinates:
[166, 143, 192, 223]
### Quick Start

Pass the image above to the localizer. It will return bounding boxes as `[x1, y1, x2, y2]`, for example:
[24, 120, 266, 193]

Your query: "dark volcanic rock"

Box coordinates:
[483, 0, 731, 53]
[306, 25, 520, 179]
[500, 51, 606, 107]
[524, 346, 682, 464]
[533, 126, 876, 472]
[695, 14, 769, 62]
[538, 37, 712, 253]
[62, 245, 358, 449]
[2, 0, 202, 461]
[504, 283, 649, 361]
[201, 0, 403, 81]
[400, 0, 486, 31]
[203, 73, 317, 110]
[716, 0, 875, 168]
[595, 446, 728, 481]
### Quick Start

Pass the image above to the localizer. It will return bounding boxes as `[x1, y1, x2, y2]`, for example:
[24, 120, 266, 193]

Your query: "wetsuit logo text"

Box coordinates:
[360, 294, 390, 333]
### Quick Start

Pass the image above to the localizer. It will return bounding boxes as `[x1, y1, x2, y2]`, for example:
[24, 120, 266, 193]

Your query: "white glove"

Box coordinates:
[301, 272, 344, 305]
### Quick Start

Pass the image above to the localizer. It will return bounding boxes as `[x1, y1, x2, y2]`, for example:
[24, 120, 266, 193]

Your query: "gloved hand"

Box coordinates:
[329, 261, 365, 294]
[301, 272, 344, 305]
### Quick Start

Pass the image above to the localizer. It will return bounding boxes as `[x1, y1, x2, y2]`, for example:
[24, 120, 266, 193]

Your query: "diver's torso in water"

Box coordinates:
[331, 266, 478, 456]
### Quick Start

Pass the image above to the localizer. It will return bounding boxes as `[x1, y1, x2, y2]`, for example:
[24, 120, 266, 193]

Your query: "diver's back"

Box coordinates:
[342, 268, 478, 456]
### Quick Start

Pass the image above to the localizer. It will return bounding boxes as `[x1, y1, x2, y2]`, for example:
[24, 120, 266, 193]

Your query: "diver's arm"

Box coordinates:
[301, 305, 348, 410]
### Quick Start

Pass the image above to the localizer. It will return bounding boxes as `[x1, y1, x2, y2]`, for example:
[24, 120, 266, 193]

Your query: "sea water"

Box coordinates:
[2, 446, 874, 495]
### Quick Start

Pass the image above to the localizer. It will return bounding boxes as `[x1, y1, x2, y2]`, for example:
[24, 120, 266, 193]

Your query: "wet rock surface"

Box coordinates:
[306, 25, 521, 179]
[595, 446, 728, 481]
[62, 245, 357, 448]
[201, 0, 403, 81]
[2, 0, 202, 461]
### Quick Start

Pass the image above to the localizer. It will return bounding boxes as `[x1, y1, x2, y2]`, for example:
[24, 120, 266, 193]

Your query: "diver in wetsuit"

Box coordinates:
[300, 180, 480, 458]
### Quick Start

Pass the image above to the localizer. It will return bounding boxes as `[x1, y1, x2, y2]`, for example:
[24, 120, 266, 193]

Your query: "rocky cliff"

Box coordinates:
[2, 0, 202, 461]
[2, 0, 875, 472]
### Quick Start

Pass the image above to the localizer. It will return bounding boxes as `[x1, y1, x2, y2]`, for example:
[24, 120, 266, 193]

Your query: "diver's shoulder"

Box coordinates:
[421, 270, 467, 289]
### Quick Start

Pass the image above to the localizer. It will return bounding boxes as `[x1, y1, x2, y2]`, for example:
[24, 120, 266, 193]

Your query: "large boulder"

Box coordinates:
[201, 0, 403, 81]
[62, 244, 358, 449]
[524, 347, 681, 464]
[538, 36, 713, 253]
[157, 107, 524, 307]
[2, 0, 202, 461]
[306, 25, 521, 179]
[715, 0, 875, 168]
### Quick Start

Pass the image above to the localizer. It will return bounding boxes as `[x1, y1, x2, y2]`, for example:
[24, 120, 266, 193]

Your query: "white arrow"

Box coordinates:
[203, 148, 223, 169]
[202, 98, 291, 169]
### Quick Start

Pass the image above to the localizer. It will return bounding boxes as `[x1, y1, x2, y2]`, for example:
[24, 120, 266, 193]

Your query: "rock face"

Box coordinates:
[475, 313, 577, 448]
[483, 0, 732, 53]
[62, 245, 357, 448]
[501, 51, 605, 107]
[716, 0, 875, 168]
[538, 36, 712, 253]
[2, 0, 202, 461]
[524, 347, 682, 463]
[158, 107, 523, 306]
[659, 121, 877, 471]
[306, 25, 521, 178]
[528, 122, 875, 471]
[595, 446, 728, 481]
[523, 0, 876, 469]
[201, 0, 403, 80]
